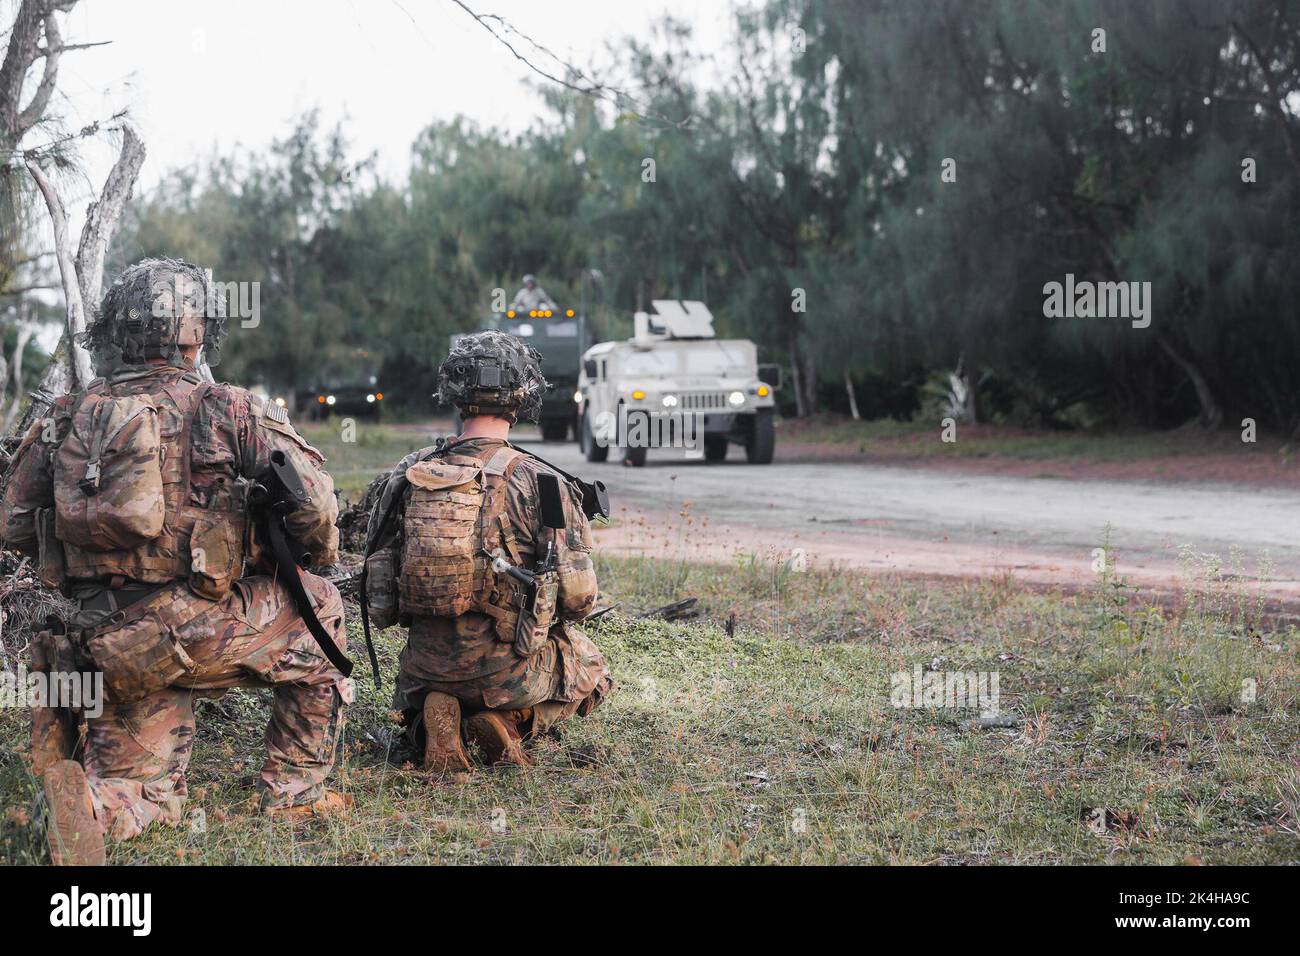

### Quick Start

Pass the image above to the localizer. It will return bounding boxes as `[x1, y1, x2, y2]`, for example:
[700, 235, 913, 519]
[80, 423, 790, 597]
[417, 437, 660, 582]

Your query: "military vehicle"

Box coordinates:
[454, 300, 590, 440]
[576, 300, 779, 467]
[294, 347, 386, 421]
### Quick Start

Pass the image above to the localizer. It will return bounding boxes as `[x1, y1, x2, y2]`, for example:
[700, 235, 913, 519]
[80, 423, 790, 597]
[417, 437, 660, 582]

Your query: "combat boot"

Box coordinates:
[423, 692, 472, 773]
[43, 760, 105, 866]
[464, 710, 534, 767]
[261, 789, 353, 821]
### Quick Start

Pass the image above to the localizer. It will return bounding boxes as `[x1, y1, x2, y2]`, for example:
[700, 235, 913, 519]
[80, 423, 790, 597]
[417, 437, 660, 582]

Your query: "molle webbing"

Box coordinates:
[397, 443, 526, 621]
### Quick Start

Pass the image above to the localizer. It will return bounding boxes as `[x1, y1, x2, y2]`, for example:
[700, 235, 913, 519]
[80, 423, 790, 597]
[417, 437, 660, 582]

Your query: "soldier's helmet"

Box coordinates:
[80, 257, 227, 374]
[437, 330, 547, 424]
[522, 274, 536, 288]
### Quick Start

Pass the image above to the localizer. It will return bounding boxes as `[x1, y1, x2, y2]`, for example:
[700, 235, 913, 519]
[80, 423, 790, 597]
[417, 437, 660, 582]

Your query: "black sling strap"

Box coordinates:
[266, 515, 358, 679]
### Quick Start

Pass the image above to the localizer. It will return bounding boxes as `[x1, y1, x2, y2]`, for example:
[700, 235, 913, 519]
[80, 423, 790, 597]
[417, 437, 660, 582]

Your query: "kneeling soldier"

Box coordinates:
[1, 258, 351, 864]
[364, 331, 612, 771]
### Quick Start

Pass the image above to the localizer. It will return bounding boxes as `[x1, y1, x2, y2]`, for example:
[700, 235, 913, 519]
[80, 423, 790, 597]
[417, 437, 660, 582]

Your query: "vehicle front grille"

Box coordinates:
[680, 392, 727, 411]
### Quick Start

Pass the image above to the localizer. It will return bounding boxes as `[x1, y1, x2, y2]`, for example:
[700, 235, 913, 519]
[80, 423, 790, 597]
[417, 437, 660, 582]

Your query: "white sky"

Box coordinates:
[47, 0, 737, 199]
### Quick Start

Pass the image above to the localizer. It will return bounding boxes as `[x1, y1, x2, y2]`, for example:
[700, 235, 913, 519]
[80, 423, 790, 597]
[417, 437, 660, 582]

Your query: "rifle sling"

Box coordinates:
[267, 517, 355, 679]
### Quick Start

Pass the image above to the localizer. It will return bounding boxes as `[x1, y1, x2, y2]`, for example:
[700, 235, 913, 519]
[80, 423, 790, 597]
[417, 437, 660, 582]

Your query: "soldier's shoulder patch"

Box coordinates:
[253, 400, 321, 456]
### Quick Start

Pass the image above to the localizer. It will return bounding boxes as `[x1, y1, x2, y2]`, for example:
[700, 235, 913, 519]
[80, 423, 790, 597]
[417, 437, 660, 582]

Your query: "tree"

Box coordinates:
[0, 0, 144, 448]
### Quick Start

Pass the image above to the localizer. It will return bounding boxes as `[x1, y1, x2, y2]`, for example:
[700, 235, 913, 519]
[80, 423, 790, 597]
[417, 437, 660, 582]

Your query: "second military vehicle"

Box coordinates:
[451, 301, 590, 440]
[295, 347, 386, 421]
[576, 300, 779, 466]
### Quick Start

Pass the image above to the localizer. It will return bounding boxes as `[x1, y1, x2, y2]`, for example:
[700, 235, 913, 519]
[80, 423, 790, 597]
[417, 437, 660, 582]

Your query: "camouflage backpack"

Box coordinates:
[51, 374, 220, 584]
[55, 391, 168, 550]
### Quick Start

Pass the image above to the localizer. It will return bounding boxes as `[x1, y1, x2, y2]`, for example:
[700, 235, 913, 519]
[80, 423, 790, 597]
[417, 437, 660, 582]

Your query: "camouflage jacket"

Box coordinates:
[1, 364, 338, 582]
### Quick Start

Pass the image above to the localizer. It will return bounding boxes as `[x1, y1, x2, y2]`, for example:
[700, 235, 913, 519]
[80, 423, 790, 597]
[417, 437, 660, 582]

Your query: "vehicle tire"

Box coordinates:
[620, 408, 648, 467]
[542, 420, 569, 442]
[581, 411, 609, 463]
[745, 409, 775, 464]
[704, 436, 729, 462]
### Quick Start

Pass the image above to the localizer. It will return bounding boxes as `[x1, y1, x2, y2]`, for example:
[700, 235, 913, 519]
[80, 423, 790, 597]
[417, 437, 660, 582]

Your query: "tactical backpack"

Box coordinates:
[48, 372, 244, 593]
[398, 445, 529, 623]
[53, 391, 166, 551]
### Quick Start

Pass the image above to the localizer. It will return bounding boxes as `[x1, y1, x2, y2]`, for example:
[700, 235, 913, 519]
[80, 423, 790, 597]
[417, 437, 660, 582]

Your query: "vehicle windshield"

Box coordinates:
[621, 350, 678, 375]
[683, 343, 749, 375]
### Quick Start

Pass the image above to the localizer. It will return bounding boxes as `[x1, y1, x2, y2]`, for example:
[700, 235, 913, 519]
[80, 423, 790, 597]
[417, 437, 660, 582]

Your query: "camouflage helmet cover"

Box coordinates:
[80, 257, 227, 374]
[436, 330, 547, 423]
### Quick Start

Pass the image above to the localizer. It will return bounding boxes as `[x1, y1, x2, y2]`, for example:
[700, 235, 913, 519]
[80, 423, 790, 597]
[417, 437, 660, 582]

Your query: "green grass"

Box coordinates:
[298, 421, 448, 498]
[2, 551, 1296, 865]
[778, 416, 1288, 464]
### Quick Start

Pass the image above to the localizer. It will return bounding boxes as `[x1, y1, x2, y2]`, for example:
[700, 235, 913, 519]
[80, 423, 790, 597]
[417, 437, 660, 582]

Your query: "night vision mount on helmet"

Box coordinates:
[437, 330, 547, 424]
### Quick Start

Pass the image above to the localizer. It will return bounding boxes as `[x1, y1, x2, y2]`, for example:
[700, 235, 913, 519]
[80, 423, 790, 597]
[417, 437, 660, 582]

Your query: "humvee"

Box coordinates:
[576, 300, 779, 466]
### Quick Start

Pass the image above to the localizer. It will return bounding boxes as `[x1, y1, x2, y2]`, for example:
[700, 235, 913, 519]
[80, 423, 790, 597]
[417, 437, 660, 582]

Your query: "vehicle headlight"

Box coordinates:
[728, 391, 745, 406]
[326, 395, 336, 406]
[573, 390, 583, 403]
[631, 389, 646, 401]
[662, 394, 679, 408]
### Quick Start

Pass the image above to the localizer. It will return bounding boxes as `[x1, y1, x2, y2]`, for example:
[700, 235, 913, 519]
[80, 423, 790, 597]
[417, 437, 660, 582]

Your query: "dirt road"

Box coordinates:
[514, 433, 1300, 604]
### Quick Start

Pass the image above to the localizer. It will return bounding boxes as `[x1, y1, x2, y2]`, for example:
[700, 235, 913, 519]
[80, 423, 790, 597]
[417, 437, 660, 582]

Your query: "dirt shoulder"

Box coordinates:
[593, 507, 1300, 623]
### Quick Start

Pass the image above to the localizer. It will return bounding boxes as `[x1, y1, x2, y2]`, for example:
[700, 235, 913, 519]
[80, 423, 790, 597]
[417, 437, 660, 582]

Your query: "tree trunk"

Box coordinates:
[26, 160, 94, 387]
[787, 325, 807, 418]
[9, 122, 146, 440]
[844, 370, 860, 420]
[1155, 327, 1222, 429]
[800, 350, 818, 417]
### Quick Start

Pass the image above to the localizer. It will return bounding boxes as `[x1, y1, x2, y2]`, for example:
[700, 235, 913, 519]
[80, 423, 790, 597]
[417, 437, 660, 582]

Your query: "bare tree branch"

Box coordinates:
[1, 282, 56, 294]
[2, 309, 36, 431]
[442, 0, 693, 129]
[15, 7, 62, 133]
[24, 156, 92, 386]
[76, 122, 145, 306]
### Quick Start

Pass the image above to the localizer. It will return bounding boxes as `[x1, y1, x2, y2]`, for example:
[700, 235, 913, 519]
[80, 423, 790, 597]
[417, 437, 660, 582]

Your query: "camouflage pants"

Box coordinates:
[394, 616, 611, 741]
[81, 573, 350, 842]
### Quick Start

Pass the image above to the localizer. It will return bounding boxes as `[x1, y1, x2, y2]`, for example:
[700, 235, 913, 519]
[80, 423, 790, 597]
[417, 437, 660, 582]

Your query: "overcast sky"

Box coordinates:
[49, 0, 735, 198]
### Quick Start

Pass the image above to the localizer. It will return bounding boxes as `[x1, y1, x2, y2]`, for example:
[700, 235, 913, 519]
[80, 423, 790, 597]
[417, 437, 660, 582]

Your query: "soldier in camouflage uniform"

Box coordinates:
[366, 331, 611, 771]
[509, 274, 554, 313]
[1, 258, 350, 864]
